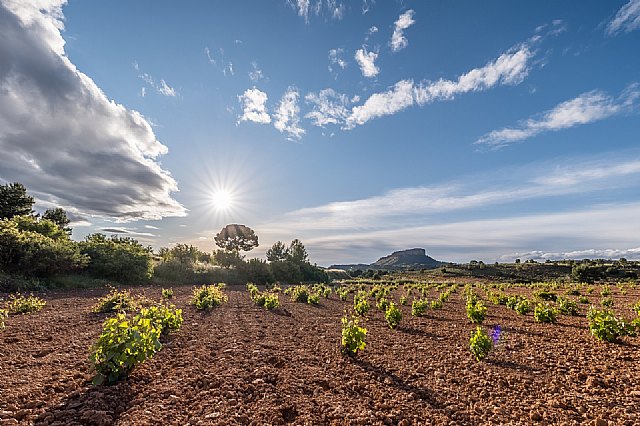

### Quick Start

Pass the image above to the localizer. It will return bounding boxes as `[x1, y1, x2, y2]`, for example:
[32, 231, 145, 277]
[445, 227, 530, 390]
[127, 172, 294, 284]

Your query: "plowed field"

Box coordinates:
[1, 285, 639, 425]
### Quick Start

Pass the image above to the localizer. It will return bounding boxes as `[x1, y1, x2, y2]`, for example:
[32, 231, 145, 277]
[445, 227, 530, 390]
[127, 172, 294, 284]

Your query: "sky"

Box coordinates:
[1, 0, 640, 265]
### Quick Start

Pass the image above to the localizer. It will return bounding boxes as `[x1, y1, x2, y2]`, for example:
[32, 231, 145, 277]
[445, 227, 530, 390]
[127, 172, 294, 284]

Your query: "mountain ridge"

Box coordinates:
[330, 248, 442, 271]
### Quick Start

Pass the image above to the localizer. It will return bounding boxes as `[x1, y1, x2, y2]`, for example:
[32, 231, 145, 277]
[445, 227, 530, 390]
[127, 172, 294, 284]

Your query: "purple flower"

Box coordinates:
[490, 325, 501, 345]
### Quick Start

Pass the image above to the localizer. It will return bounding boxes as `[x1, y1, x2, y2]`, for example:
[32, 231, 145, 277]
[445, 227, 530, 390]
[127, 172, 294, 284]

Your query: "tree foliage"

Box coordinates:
[0, 216, 87, 276]
[79, 234, 153, 283]
[0, 182, 34, 219]
[214, 224, 258, 253]
[266, 241, 287, 262]
[42, 208, 71, 235]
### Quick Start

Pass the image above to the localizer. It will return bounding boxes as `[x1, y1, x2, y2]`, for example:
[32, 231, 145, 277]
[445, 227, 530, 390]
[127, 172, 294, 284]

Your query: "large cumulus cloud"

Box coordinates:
[0, 0, 186, 221]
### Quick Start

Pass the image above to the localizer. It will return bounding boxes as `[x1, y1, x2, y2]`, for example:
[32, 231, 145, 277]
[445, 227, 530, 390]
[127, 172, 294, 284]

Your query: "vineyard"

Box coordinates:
[1, 279, 640, 425]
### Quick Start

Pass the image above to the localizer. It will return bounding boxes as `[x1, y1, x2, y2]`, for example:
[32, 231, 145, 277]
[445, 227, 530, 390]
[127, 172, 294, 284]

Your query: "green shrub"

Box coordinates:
[288, 285, 310, 303]
[92, 288, 136, 313]
[505, 295, 523, 310]
[89, 312, 162, 385]
[515, 298, 531, 315]
[633, 300, 640, 315]
[0, 216, 88, 277]
[587, 307, 636, 343]
[190, 284, 228, 310]
[384, 303, 402, 329]
[161, 288, 174, 299]
[0, 308, 7, 330]
[411, 298, 429, 317]
[469, 326, 492, 362]
[137, 304, 183, 334]
[80, 234, 152, 284]
[341, 314, 367, 356]
[399, 295, 407, 305]
[354, 292, 370, 316]
[307, 293, 320, 305]
[601, 297, 614, 308]
[488, 291, 508, 305]
[534, 303, 557, 323]
[533, 289, 557, 302]
[600, 285, 611, 297]
[263, 293, 280, 310]
[430, 299, 443, 310]
[466, 297, 487, 324]
[336, 287, 348, 301]
[376, 298, 390, 312]
[557, 297, 579, 316]
[579, 295, 589, 304]
[6, 294, 46, 314]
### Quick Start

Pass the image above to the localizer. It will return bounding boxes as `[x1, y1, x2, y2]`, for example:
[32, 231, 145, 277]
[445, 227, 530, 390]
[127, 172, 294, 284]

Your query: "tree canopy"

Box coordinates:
[266, 241, 287, 262]
[214, 224, 259, 252]
[0, 182, 34, 219]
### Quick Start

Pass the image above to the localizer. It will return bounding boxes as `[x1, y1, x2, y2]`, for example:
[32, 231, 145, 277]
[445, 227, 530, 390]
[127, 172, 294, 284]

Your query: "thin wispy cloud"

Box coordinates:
[248, 61, 265, 82]
[476, 84, 640, 148]
[345, 43, 533, 128]
[354, 46, 379, 78]
[262, 155, 640, 232]
[365, 25, 378, 41]
[304, 89, 357, 127]
[0, 1, 186, 221]
[288, 0, 345, 23]
[238, 88, 271, 124]
[101, 227, 156, 238]
[606, 0, 640, 35]
[205, 46, 234, 76]
[362, 0, 375, 15]
[257, 155, 640, 264]
[328, 48, 347, 76]
[134, 62, 178, 97]
[501, 247, 640, 262]
[274, 87, 305, 140]
[391, 9, 415, 52]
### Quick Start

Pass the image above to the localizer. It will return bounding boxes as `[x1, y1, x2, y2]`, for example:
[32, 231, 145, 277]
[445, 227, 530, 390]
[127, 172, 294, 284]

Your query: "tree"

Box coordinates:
[79, 234, 153, 283]
[0, 182, 34, 219]
[214, 224, 258, 253]
[42, 208, 71, 235]
[287, 239, 308, 264]
[266, 241, 287, 262]
[0, 215, 87, 276]
[212, 249, 243, 269]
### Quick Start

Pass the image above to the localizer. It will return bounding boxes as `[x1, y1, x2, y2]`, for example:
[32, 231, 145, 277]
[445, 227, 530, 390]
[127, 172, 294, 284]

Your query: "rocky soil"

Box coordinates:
[1, 284, 639, 425]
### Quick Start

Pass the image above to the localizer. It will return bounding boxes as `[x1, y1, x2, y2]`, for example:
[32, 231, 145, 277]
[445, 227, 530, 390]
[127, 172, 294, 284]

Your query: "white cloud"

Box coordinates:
[134, 64, 178, 97]
[500, 248, 640, 262]
[288, 0, 344, 23]
[476, 84, 640, 148]
[0, 0, 186, 221]
[238, 88, 271, 124]
[354, 46, 379, 78]
[328, 48, 347, 76]
[158, 79, 177, 97]
[274, 87, 305, 140]
[345, 43, 533, 128]
[391, 9, 415, 52]
[248, 61, 265, 82]
[305, 88, 354, 127]
[256, 154, 640, 264]
[205, 46, 234, 76]
[261, 155, 640, 232]
[606, 0, 640, 35]
[362, 0, 375, 15]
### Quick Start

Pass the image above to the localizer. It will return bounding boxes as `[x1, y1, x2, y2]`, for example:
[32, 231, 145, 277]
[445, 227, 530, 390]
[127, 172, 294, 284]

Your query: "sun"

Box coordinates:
[212, 190, 233, 211]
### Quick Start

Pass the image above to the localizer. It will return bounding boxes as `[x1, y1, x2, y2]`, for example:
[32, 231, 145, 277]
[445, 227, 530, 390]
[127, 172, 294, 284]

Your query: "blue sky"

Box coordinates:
[1, 0, 640, 265]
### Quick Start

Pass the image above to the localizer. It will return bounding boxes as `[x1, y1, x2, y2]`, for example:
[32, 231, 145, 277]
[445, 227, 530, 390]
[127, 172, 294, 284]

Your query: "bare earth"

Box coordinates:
[1, 284, 639, 426]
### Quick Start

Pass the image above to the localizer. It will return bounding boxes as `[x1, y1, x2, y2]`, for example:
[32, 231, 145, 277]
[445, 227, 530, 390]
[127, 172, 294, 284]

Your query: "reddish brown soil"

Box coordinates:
[1, 284, 640, 426]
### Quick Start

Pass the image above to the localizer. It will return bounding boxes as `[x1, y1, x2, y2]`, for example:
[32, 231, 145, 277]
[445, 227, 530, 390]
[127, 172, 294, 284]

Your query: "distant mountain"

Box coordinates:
[330, 248, 442, 271]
